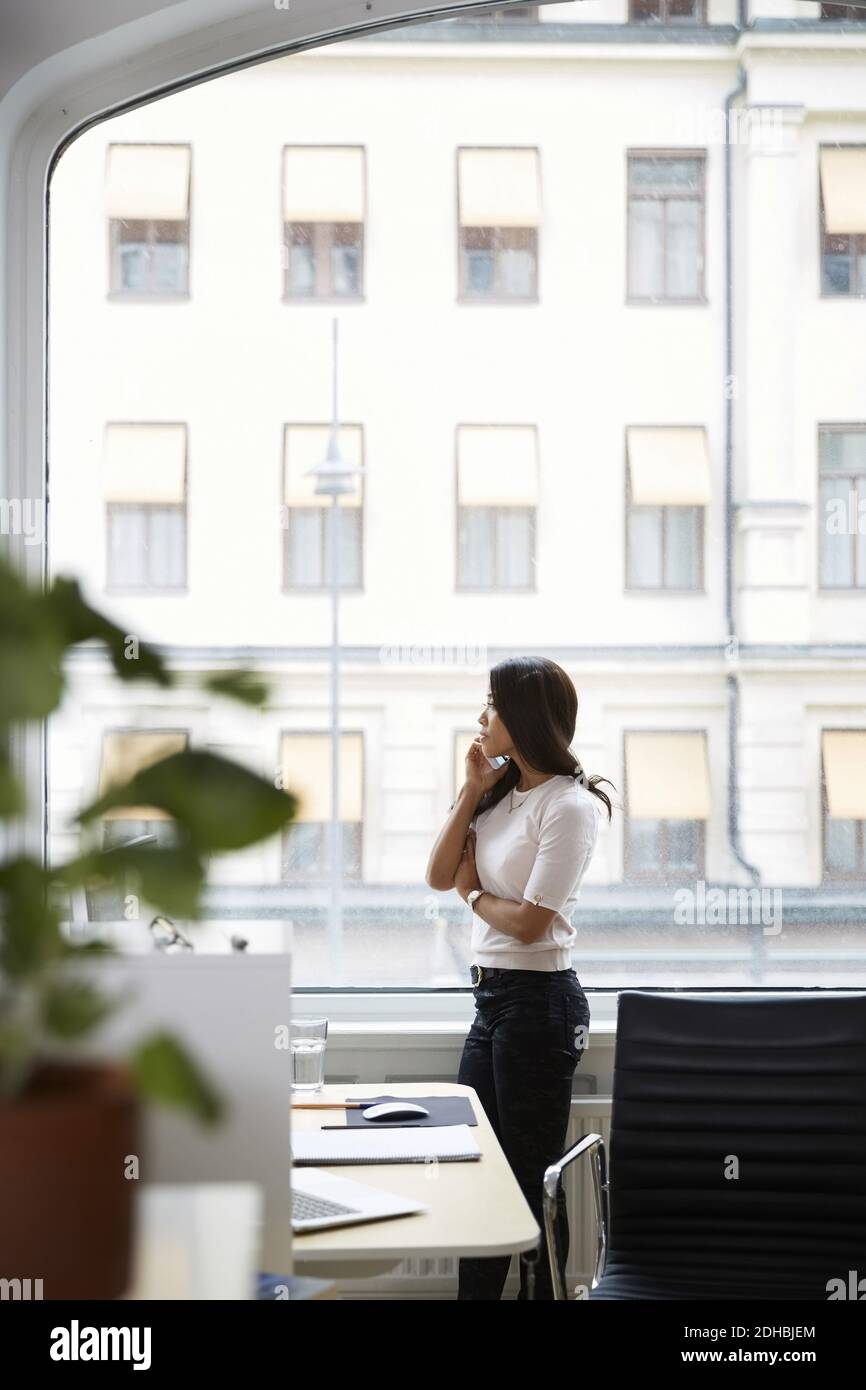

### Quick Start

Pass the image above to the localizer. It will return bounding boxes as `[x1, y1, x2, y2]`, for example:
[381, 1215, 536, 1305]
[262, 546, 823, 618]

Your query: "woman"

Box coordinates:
[425, 655, 613, 1301]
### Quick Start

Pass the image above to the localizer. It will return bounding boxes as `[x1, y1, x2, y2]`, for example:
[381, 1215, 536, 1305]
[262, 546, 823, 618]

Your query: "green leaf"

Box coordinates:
[45, 577, 172, 688]
[0, 858, 65, 980]
[77, 750, 299, 852]
[39, 978, 117, 1039]
[0, 560, 64, 722]
[203, 670, 270, 708]
[128, 1031, 224, 1125]
[0, 752, 24, 818]
[59, 842, 206, 920]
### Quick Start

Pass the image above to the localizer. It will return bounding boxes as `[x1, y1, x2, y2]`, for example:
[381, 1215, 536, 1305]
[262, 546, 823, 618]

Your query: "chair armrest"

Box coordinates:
[541, 1132, 609, 1301]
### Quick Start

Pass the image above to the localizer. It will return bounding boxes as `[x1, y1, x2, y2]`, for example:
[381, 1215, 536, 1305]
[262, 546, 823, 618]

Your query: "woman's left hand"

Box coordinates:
[455, 829, 482, 902]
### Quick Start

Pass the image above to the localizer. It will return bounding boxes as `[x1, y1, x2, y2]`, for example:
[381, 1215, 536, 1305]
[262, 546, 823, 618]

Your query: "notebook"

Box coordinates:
[291, 1123, 481, 1166]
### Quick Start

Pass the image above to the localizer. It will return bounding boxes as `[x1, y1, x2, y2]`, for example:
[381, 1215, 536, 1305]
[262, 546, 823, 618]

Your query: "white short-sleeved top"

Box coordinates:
[468, 774, 602, 971]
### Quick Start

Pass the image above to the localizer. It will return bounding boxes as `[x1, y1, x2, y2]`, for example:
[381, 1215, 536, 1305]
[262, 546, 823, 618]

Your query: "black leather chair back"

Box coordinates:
[603, 991, 866, 1299]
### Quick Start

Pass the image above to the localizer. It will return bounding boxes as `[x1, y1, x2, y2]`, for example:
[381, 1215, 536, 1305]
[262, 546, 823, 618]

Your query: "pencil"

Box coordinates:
[290, 1100, 367, 1109]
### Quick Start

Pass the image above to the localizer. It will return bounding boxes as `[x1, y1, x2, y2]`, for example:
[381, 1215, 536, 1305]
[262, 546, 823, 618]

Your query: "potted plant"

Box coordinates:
[0, 557, 298, 1298]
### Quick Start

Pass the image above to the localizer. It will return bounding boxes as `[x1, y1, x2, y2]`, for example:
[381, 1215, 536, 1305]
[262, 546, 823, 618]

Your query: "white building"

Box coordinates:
[46, 0, 866, 985]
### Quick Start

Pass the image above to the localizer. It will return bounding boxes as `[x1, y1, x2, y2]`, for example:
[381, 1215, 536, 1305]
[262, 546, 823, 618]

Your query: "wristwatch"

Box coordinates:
[467, 888, 486, 912]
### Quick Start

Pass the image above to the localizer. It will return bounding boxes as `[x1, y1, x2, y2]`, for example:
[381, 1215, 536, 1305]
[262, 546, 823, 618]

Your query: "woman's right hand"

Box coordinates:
[464, 737, 511, 798]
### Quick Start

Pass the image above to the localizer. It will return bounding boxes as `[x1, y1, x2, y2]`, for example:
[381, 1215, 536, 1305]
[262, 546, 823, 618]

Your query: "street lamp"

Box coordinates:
[303, 317, 365, 984]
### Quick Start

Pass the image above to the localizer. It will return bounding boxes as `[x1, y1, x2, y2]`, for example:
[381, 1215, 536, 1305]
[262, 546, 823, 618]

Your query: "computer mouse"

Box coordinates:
[362, 1101, 430, 1121]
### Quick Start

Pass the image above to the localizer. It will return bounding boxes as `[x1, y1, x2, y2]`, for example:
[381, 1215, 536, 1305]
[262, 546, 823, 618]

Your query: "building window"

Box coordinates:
[89, 731, 188, 919]
[456, 425, 537, 589]
[629, 0, 705, 21]
[819, 146, 866, 296]
[106, 144, 190, 296]
[625, 426, 709, 589]
[282, 424, 363, 589]
[104, 424, 187, 591]
[280, 733, 363, 881]
[473, 5, 540, 17]
[822, 731, 866, 882]
[457, 148, 540, 301]
[820, 3, 865, 18]
[624, 731, 710, 881]
[282, 147, 365, 300]
[627, 152, 705, 302]
[818, 426, 866, 588]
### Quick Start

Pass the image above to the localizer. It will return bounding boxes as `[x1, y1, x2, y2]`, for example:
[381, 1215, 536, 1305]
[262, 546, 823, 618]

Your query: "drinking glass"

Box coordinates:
[290, 1016, 328, 1093]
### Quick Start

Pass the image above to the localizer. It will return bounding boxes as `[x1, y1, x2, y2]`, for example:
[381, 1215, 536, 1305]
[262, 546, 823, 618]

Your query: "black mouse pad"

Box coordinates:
[321, 1095, 478, 1129]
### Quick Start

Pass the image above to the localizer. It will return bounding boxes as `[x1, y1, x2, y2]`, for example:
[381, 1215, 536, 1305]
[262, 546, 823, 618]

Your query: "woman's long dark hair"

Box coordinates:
[477, 656, 615, 821]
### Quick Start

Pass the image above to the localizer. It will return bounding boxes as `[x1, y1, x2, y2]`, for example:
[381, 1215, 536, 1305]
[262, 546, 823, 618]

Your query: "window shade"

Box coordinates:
[457, 426, 538, 506]
[105, 144, 191, 220]
[822, 730, 866, 819]
[99, 731, 188, 821]
[280, 733, 363, 822]
[625, 731, 711, 820]
[104, 424, 187, 504]
[283, 425, 363, 507]
[627, 427, 712, 506]
[820, 147, 866, 236]
[458, 148, 540, 228]
[282, 146, 365, 223]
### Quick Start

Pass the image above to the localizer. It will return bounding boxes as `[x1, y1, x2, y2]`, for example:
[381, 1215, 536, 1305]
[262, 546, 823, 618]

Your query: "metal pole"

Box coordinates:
[328, 316, 343, 984]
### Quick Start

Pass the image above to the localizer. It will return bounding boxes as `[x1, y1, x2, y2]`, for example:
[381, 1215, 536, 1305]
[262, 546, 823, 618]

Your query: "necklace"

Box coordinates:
[508, 785, 534, 814]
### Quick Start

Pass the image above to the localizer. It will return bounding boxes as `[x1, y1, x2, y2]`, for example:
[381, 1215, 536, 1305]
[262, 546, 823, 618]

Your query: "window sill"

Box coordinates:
[457, 296, 539, 306]
[107, 293, 190, 303]
[281, 296, 366, 306]
[624, 586, 705, 595]
[625, 297, 708, 307]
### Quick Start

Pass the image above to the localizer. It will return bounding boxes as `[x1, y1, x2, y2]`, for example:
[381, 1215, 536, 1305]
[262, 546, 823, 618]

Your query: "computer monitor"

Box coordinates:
[76, 951, 294, 1279]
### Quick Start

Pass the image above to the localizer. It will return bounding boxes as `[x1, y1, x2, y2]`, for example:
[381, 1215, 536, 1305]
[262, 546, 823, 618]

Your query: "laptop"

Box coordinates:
[291, 1167, 429, 1233]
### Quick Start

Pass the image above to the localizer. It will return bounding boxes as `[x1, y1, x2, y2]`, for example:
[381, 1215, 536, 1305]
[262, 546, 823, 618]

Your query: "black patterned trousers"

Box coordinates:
[456, 966, 591, 1300]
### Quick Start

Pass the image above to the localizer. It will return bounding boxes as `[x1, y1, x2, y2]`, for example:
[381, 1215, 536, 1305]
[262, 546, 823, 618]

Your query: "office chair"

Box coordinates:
[542, 990, 866, 1301]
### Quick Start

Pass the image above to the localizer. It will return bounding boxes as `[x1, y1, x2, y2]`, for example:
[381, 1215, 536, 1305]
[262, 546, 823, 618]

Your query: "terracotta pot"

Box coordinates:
[0, 1058, 140, 1299]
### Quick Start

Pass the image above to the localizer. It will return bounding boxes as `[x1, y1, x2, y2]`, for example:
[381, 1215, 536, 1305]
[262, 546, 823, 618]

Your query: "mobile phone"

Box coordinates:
[485, 754, 510, 769]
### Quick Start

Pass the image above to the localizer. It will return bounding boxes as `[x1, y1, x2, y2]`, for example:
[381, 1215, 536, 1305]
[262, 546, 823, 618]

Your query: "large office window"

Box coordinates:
[47, 18, 866, 991]
[457, 147, 540, 301]
[280, 733, 363, 881]
[282, 424, 363, 589]
[456, 425, 537, 589]
[104, 424, 187, 591]
[624, 731, 710, 881]
[822, 731, 866, 881]
[627, 152, 705, 302]
[625, 426, 709, 589]
[819, 146, 866, 296]
[282, 146, 365, 300]
[818, 426, 866, 588]
[106, 144, 190, 296]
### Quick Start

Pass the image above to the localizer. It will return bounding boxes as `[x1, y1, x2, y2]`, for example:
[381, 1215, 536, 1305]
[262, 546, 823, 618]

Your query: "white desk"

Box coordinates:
[290, 1081, 540, 1280]
[122, 1182, 262, 1299]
